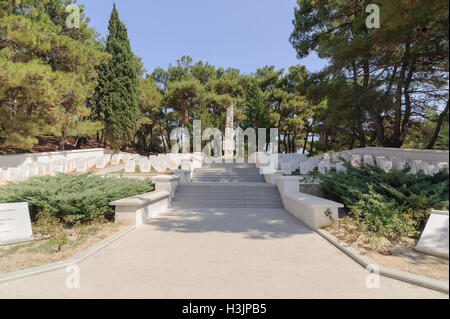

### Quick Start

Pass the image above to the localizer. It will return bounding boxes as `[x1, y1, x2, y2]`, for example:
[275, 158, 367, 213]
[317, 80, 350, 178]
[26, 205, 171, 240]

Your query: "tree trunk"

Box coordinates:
[427, 100, 449, 149]
[302, 131, 309, 154]
[59, 131, 66, 151]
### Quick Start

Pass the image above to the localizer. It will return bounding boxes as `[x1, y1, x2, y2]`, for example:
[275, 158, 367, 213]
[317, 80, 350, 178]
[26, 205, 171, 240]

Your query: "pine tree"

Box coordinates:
[0, 0, 106, 150]
[242, 81, 274, 132]
[95, 4, 139, 151]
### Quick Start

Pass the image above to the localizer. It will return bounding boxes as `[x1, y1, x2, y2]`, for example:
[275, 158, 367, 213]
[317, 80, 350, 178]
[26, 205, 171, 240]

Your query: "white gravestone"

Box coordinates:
[138, 158, 152, 173]
[0, 202, 34, 246]
[392, 157, 406, 170]
[415, 210, 449, 259]
[111, 154, 120, 166]
[181, 161, 192, 171]
[336, 162, 347, 173]
[28, 164, 39, 177]
[37, 162, 50, 176]
[318, 160, 331, 174]
[125, 160, 136, 173]
[363, 155, 374, 166]
[378, 158, 393, 173]
[351, 155, 362, 167]
[76, 158, 88, 173]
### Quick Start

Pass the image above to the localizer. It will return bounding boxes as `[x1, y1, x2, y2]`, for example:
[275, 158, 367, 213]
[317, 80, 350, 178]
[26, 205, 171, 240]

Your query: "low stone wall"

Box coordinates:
[299, 184, 322, 198]
[348, 147, 449, 164]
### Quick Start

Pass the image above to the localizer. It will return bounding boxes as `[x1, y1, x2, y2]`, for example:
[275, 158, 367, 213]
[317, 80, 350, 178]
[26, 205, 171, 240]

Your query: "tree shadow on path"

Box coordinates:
[148, 207, 313, 240]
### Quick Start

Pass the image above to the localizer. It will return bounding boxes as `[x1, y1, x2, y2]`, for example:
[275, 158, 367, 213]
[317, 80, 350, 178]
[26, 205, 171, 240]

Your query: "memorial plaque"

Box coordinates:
[415, 210, 449, 258]
[0, 202, 34, 246]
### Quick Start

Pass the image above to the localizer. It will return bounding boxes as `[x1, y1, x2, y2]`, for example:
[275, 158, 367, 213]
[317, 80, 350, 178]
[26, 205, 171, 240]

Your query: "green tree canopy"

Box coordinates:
[95, 3, 139, 151]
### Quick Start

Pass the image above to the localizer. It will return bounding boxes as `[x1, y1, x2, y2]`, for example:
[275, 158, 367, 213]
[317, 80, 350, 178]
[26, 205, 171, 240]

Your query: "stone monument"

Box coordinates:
[224, 105, 234, 161]
[0, 202, 34, 246]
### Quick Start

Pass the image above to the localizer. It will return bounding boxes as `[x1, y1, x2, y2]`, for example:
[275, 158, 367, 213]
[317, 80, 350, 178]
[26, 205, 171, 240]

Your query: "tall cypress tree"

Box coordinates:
[96, 3, 139, 151]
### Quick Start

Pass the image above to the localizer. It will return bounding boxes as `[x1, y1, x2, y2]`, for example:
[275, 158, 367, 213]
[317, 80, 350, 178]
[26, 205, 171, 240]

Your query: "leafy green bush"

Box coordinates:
[313, 160, 449, 239]
[0, 173, 153, 225]
[36, 205, 69, 252]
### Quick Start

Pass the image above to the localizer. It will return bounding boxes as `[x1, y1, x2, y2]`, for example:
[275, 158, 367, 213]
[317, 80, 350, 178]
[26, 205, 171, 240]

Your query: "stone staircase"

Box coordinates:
[171, 162, 283, 209]
[192, 163, 265, 183]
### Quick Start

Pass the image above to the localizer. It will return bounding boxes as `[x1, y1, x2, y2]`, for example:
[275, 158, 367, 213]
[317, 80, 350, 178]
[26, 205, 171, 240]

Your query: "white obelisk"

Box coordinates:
[224, 105, 234, 161]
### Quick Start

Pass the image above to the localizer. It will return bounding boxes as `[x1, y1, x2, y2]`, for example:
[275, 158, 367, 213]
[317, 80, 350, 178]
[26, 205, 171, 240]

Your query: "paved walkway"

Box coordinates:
[0, 207, 446, 298]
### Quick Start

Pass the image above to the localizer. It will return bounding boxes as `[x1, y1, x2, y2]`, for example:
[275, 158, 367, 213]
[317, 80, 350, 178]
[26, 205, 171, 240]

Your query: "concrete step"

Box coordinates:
[201, 163, 257, 169]
[191, 178, 265, 182]
[175, 195, 280, 199]
[172, 183, 283, 208]
[194, 168, 260, 172]
[170, 203, 283, 209]
[192, 172, 262, 176]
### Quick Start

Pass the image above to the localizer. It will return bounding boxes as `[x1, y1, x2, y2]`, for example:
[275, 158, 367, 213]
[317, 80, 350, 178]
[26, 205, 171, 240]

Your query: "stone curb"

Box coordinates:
[0, 226, 136, 284]
[316, 229, 449, 294]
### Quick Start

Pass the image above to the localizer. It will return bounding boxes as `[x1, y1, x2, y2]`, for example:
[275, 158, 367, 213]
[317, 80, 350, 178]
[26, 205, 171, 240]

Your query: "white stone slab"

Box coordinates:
[318, 160, 331, 174]
[363, 155, 374, 166]
[138, 158, 151, 173]
[28, 164, 39, 177]
[37, 162, 50, 176]
[376, 158, 393, 173]
[111, 154, 120, 166]
[76, 158, 88, 173]
[86, 156, 97, 169]
[351, 155, 362, 167]
[415, 211, 449, 259]
[392, 157, 406, 170]
[336, 162, 347, 173]
[96, 155, 109, 169]
[181, 161, 192, 171]
[125, 160, 136, 173]
[0, 202, 34, 246]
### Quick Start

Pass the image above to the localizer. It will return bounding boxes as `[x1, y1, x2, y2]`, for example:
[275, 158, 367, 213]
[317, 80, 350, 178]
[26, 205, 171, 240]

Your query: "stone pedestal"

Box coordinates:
[152, 175, 180, 203]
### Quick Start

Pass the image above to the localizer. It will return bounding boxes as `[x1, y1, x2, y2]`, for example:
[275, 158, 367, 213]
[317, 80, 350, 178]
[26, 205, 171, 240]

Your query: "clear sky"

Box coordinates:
[78, 0, 327, 75]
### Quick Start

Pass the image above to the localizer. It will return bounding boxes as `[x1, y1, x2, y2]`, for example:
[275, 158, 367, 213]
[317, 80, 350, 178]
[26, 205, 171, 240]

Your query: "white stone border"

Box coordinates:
[316, 228, 449, 294]
[0, 226, 135, 284]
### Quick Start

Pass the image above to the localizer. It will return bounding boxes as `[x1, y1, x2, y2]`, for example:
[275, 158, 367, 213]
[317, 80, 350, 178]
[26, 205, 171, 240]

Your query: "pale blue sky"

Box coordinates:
[78, 0, 327, 75]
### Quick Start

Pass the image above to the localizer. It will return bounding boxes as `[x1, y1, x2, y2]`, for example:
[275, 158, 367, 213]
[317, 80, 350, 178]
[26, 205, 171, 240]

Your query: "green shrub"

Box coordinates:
[313, 159, 449, 239]
[36, 205, 68, 252]
[0, 173, 153, 225]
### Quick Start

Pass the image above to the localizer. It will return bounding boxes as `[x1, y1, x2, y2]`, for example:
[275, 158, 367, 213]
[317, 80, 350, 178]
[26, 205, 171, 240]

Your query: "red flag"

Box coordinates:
[184, 111, 189, 121]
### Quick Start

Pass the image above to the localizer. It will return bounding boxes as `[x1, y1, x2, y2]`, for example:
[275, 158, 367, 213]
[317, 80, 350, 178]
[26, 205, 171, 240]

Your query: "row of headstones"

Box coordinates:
[123, 153, 196, 173]
[300, 152, 449, 175]
[1, 152, 215, 181]
[0, 151, 148, 182]
[278, 153, 307, 174]
[0, 154, 119, 182]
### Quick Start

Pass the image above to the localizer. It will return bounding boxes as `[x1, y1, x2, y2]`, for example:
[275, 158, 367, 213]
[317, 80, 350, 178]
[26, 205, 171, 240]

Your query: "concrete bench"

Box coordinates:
[282, 192, 343, 229]
[275, 176, 344, 229]
[110, 191, 170, 226]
